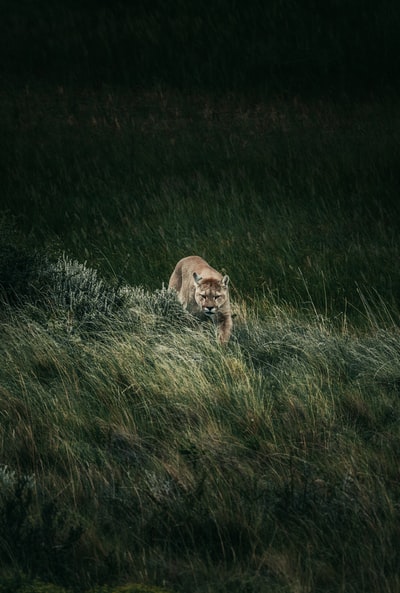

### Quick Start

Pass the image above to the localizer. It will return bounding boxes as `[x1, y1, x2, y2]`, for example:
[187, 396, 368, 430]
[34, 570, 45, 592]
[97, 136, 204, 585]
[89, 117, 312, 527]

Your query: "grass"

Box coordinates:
[0, 75, 400, 592]
[0, 246, 399, 592]
[1, 88, 400, 318]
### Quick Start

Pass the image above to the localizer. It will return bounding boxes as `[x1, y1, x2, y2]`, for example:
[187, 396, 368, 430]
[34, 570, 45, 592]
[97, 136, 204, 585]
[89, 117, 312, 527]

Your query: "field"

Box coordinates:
[1, 2, 400, 592]
[1, 87, 400, 593]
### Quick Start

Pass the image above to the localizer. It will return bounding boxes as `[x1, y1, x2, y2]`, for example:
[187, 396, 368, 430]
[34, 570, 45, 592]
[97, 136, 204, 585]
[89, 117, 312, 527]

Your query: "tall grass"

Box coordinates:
[1, 88, 400, 322]
[0, 248, 399, 592]
[1, 50, 400, 590]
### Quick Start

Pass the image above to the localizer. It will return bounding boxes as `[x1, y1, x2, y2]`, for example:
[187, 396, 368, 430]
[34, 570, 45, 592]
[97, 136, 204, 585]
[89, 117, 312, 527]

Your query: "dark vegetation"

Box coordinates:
[1, 2, 400, 592]
[1, 0, 399, 94]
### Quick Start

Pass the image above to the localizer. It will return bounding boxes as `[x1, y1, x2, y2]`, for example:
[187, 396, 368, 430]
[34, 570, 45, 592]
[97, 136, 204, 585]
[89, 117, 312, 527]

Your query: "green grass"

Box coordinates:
[1, 88, 400, 320]
[2, 6, 400, 591]
[0, 248, 399, 592]
[1, 86, 400, 592]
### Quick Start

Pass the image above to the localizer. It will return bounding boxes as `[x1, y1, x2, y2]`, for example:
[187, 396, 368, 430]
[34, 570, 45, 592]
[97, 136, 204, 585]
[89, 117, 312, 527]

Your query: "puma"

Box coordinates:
[168, 255, 232, 344]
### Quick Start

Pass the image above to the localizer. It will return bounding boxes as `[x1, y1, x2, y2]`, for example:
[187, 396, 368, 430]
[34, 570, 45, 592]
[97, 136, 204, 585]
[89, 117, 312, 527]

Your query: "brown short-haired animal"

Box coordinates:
[168, 255, 233, 344]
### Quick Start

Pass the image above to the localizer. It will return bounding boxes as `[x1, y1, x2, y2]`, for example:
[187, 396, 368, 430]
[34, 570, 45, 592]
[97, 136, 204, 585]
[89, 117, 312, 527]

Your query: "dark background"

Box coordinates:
[1, 0, 400, 95]
[1, 0, 400, 312]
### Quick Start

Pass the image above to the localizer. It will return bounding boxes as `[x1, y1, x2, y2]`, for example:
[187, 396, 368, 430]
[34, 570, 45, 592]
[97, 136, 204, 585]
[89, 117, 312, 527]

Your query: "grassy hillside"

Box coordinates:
[0, 246, 399, 592]
[1, 83, 400, 592]
[2, 2, 400, 590]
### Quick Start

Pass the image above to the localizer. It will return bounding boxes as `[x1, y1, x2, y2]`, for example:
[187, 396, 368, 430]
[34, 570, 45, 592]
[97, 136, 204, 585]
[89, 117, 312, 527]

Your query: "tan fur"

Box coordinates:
[168, 255, 232, 344]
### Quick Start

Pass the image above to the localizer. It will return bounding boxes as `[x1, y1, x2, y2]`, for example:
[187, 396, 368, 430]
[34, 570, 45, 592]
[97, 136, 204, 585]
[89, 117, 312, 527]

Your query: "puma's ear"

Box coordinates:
[193, 272, 202, 285]
[222, 275, 230, 287]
